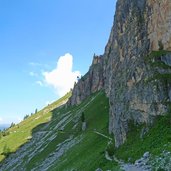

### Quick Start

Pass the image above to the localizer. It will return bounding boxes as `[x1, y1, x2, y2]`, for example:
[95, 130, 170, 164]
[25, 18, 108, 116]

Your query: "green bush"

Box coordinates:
[2, 144, 11, 157]
[106, 142, 115, 157]
[81, 112, 85, 122]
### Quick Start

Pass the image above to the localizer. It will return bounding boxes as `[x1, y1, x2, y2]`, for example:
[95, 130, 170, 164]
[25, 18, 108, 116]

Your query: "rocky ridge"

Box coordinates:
[68, 0, 171, 147]
[68, 54, 104, 106]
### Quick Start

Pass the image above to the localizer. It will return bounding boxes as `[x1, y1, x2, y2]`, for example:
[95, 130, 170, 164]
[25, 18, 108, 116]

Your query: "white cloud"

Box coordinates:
[43, 53, 81, 97]
[36, 81, 44, 87]
[29, 62, 42, 67]
[0, 117, 22, 125]
[29, 62, 49, 68]
[29, 71, 38, 77]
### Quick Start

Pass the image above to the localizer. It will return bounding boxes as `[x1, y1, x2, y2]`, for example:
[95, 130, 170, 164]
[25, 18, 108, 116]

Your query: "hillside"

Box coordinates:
[1, 0, 171, 170]
[0, 91, 121, 171]
[0, 92, 71, 162]
[1, 91, 171, 170]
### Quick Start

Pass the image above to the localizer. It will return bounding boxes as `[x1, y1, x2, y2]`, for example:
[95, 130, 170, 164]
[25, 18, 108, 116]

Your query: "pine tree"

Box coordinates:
[3, 144, 10, 156]
[81, 112, 85, 122]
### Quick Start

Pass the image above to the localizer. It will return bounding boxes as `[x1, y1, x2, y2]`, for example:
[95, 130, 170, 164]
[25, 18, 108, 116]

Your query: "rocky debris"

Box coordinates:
[81, 122, 87, 131]
[143, 152, 150, 159]
[148, 150, 171, 171]
[105, 151, 113, 161]
[122, 164, 150, 171]
[134, 153, 151, 170]
[112, 153, 151, 171]
[118, 152, 152, 171]
[0, 93, 97, 170]
[140, 127, 149, 139]
[95, 168, 103, 171]
[31, 135, 82, 171]
[54, 112, 72, 130]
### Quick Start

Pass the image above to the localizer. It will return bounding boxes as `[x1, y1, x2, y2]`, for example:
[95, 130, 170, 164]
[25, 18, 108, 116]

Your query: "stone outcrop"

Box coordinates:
[106, 0, 171, 147]
[68, 0, 171, 147]
[148, 0, 171, 50]
[67, 55, 104, 105]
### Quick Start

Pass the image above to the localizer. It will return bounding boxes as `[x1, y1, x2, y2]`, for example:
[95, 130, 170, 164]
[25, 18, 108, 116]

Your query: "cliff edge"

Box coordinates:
[68, 0, 171, 147]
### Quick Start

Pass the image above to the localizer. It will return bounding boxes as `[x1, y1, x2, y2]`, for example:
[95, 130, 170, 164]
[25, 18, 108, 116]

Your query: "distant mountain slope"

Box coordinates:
[0, 125, 9, 131]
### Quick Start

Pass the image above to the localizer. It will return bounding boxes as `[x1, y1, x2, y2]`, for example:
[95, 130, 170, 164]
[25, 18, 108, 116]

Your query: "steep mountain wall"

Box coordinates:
[67, 55, 104, 106]
[105, 0, 171, 147]
[68, 0, 171, 147]
[148, 0, 171, 50]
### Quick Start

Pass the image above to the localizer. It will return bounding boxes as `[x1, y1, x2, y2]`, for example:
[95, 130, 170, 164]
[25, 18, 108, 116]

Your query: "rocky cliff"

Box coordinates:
[68, 0, 171, 147]
[67, 55, 104, 106]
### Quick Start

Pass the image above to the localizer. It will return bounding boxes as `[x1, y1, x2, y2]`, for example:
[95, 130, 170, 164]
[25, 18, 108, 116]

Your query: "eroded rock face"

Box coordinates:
[68, 55, 104, 106]
[106, 0, 171, 147]
[68, 0, 171, 147]
[148, 0, 171, 50]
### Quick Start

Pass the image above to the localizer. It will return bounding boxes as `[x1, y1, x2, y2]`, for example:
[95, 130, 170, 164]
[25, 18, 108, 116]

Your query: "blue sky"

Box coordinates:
[0, 0, 116, 124]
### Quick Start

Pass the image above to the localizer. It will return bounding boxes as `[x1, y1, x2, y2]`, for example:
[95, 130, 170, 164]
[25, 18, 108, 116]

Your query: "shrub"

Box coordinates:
[2, 144, 11, 157]
[81, 112, 85, 122]
[10, 122, 15, 128]
[158, 40, 164, 51]
[106, 142, 115, 157]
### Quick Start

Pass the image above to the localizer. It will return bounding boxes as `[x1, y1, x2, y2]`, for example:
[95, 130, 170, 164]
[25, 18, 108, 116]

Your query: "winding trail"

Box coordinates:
[93, 130, 112, 140]
[93, 131, 150, 171]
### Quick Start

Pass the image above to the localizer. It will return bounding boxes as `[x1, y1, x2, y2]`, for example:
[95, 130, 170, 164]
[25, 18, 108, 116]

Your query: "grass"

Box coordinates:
[144, 50, 171, 71]
[145, 50, 170, 61]
[0, 91, 121, 171]
[113, 114, 171, 163]
[144, 50, 171, 87]
[0, 92, 71, 162]
[2, 88, 171, 170]
[49, 91, 121, 171]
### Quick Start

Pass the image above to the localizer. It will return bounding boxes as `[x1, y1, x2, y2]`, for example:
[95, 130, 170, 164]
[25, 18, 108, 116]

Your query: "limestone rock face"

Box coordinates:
[68, 0, 171, 147]
[68, 55, 104, 106]
[106, 0, 171, 147]
[148, 0, 171, 50]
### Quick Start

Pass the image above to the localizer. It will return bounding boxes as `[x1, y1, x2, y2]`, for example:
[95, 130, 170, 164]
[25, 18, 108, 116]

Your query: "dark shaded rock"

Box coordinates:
[68, 0, 171, 147]
[68, 55, 104, 106]
[95, 168, 103, 171]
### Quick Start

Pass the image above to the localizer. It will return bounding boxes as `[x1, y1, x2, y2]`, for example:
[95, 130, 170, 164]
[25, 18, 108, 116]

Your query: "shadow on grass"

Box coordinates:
[0, 93, 72, 168]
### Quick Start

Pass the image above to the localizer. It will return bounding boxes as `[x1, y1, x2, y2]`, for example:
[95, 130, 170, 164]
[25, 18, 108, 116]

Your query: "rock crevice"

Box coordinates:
[68, 0, 171, 147]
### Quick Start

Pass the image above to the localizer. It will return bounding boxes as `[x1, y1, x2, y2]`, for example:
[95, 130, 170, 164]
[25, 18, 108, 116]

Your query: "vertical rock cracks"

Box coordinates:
[68, 0, 171, 147]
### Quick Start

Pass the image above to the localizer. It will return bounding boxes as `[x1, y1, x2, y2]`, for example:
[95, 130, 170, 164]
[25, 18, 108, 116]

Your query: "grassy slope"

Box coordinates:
[112, 50, 171, 164]
[114, 115, 171, 163]
[0, 91, 121, 171]
[25, 91, 120, 171]
[0, 92, 71, 162]
[0, 88, 171, 170]
[50, 91, 120, 171]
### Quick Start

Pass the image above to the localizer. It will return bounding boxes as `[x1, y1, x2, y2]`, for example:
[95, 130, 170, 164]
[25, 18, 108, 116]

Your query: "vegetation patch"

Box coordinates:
[113, 114, 171, 163]
[49, 91, 121, 171]
[0, 91, 121, 170]
[145, 50, 170, 61]
[0, 92, 71, 162]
